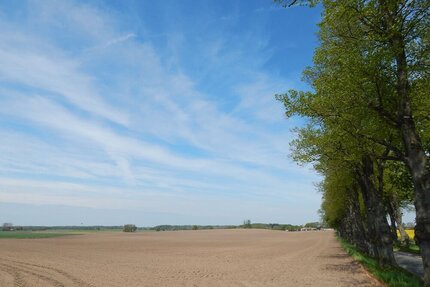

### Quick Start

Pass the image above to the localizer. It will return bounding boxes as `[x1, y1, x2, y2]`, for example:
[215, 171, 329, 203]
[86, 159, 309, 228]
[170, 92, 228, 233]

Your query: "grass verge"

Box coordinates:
[394, 243, 421, 255]
[339, 237, 423, 287]
[0, 231, 79, 239]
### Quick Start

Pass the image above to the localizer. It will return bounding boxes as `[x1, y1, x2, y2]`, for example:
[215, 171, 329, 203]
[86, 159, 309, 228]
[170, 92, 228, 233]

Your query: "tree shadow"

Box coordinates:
[324, 261, 362, 273]
[319, 253, 350, 259]
[323, 262, 375, 286]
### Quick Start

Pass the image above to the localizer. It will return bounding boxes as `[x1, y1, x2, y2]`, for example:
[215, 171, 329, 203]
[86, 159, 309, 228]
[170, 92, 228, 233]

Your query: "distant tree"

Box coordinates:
[304, 222, 320, 229]
[123, 224, 137, 232]
[2, 223, 13, 231]
[243, 219, 252, 229]
[192, 225, 198, 230]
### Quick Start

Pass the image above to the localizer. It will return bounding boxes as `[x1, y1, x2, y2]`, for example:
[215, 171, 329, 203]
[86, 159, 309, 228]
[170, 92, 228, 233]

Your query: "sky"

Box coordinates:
[0, 0, 325, 226]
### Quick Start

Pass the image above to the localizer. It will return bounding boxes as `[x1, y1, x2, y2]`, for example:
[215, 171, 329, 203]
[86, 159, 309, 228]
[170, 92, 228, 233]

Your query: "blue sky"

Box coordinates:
[0, 0, 324, 226]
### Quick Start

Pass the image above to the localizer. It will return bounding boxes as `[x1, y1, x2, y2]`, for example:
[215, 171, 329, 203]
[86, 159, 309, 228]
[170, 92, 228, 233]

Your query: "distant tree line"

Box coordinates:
[276, 0, 430, 284]
[1, 223, 24, 231]
[149, 222, 309, 232]
[151, 225, 237, 231]
[1, 223, 309, 233]
[241, 220, 303, 231]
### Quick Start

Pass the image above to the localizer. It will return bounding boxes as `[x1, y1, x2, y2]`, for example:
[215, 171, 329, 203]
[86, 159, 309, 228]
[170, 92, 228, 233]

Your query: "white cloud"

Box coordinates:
[0, 35, 128, 125]
[99, 33, 136, 49]
[0, 0, 321, 223]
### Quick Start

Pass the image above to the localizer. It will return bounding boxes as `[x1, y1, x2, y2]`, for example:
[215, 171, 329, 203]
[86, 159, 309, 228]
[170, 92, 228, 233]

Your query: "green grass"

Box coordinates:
[394, 242, 421, 255]
[0, 228, 127, 239]
[0, 231, 79, 239]
[339, 238, 423, 287]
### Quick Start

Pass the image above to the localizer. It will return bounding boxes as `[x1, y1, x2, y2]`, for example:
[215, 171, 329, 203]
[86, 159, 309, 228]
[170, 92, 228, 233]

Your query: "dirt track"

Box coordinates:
[0, 229, 379, 287]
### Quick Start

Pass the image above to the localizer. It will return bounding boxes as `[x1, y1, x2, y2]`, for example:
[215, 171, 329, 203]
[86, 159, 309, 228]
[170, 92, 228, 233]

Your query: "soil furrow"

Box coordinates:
[0, 263, 66, 287]
[0, 230, 380, 287]
[3, 259, 94, 287]
[0, 264, 27, 287]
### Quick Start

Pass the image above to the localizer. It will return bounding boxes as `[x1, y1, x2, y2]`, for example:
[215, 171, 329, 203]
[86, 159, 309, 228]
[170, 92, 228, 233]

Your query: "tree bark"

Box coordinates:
[349, 185, 371, 253]
[389, 27, 430, 286]
[395, 208, 410, 247]
[403, 129, 430, 284]
[386, 201, 399, 242]
[378, 158, 399, 243]
[357, 155, 396, 266]
[372, 0, 430, 282]
[389, 192, 411, 246]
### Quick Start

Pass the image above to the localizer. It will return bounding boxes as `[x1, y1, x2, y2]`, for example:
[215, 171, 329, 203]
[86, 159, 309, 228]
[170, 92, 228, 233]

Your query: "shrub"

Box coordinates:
[123, 224, 137, 232]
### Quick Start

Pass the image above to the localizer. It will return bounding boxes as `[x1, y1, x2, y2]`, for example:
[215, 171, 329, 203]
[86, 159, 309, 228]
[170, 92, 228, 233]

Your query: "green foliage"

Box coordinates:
[277, 0, 430, 233]
[384, 161, 414, 206]
[394, 242, 421, 255]
[241, 222, 301, 231]
[10, 225, 124, 231]
[151, 225, 236, 231]
[304, 222, 320, 228]
[339, 237, 423, 287]
[272, 223, 302, 231]
[123, 224, 137, 232]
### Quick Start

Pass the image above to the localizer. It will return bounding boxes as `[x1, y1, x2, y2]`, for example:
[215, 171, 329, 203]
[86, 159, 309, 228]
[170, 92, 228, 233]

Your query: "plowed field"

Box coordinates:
[0, 229, 379, 286]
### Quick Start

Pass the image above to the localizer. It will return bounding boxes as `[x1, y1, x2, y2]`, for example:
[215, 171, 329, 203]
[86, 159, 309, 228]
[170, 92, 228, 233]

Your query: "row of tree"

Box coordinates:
[277, 0, 430, 285]
[242, 220, 304, 231]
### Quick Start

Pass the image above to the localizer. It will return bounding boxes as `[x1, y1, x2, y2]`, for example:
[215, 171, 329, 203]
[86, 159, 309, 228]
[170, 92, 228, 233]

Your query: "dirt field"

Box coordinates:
[0, 229, 379, 287]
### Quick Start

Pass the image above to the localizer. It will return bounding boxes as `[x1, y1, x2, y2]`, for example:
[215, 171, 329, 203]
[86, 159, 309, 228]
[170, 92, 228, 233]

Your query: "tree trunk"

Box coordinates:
[358, 156, 396, 266]
[388, 28, 430, 285]
[386, 201, 399, 242]
[379, 159, 399, 243]
[395, 209, 410, 247]
[405, 148, 430, 284]
[356, 180, 377, 257]
[349, 186, 371, 253]
[389, 192, 410, 246]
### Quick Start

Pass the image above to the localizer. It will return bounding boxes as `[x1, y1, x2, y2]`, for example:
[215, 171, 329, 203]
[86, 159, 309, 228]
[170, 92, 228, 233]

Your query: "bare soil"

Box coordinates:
[0, 229, 380, 286]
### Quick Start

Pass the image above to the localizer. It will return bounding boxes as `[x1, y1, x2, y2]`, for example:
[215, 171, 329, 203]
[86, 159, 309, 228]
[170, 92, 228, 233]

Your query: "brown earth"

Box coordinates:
[0, 229, 380, 287]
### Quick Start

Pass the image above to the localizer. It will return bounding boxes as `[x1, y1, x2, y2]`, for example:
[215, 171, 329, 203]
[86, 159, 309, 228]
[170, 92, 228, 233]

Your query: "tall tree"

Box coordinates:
[286, 120, 396, 264]
[277, 0, 430, 282]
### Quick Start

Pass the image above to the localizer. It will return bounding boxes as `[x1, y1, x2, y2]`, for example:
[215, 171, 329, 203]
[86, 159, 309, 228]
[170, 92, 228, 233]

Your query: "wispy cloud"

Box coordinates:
[100, 33, 136, 49]
[0, 0, 321, 225]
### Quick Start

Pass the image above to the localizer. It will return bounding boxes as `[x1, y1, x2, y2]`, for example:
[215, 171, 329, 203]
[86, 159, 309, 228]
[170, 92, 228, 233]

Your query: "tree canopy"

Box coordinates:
[277, 0, 430, 283]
